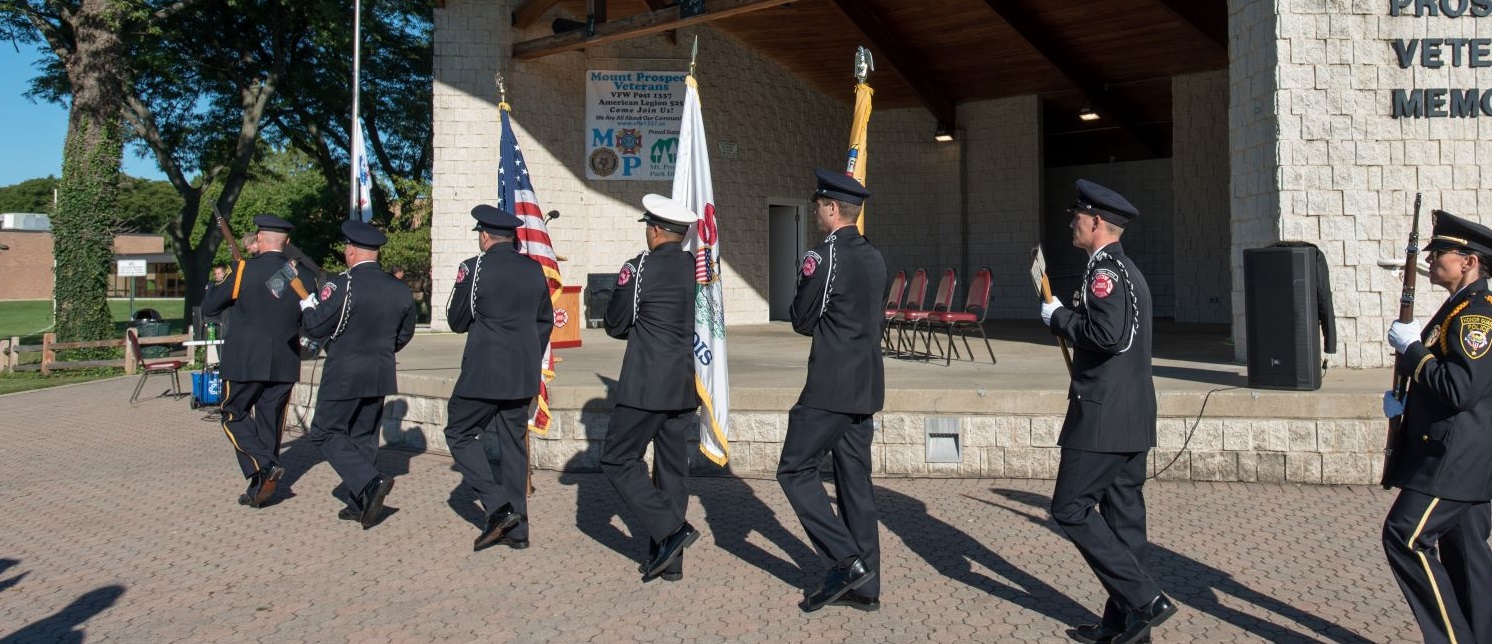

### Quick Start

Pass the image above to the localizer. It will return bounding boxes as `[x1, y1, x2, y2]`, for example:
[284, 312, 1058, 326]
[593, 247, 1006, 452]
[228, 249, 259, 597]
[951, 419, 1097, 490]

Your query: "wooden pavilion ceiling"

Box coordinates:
[512, 0, 1229, 163]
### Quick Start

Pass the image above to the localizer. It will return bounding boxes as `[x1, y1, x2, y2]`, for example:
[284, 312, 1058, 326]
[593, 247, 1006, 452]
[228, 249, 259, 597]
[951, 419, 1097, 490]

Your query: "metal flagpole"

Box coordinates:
[349, 0, 362, 221]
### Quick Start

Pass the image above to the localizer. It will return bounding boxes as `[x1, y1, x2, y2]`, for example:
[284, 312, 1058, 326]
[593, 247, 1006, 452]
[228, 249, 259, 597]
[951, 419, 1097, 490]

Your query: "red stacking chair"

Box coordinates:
[901, 269, 956, 358]
[128, 327, 185, 404]
[889, 269, 928, 355]
[928, 267, 998, 366]
[882, 270, 907, 350]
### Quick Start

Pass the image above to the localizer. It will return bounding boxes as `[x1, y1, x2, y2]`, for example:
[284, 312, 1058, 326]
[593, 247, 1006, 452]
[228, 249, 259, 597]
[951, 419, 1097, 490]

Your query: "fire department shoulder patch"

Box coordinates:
[319, 282, 337, 301]
[455, 263, 469, 284]
[802, 250, 822, 278]
[1460, 314, 1492, 359]
[1090, 268, 1118, 299]
[617, 263, 635, 286]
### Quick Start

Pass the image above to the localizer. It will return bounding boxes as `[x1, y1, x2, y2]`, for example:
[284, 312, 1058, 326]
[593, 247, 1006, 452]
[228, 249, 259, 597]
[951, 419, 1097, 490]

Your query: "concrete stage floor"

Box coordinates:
[361, 321, 1386, 417]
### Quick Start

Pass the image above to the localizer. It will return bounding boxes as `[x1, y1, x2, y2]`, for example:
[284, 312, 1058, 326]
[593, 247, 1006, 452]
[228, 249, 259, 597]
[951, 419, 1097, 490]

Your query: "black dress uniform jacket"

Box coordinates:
[302, 261, 417, 400]
[790, 226, 887, 415]
[1049, 241, 1156, 453]
[446, 244, 553, 400]
[604, 242, 699, 411]
[202, 249, 305, 383]
[1386, 279, 1492, 502]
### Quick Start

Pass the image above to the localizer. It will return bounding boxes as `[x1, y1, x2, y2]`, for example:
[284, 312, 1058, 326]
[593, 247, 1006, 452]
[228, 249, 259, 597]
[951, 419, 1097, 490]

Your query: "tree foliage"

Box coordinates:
[5, 0, 434, 318]
[0, 175, 184, 233]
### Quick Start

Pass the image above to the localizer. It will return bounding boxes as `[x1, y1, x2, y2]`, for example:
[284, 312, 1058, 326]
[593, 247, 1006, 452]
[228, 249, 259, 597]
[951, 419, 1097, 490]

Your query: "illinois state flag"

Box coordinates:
[673, 74, 730, 465]
[497, 103, 563, 434]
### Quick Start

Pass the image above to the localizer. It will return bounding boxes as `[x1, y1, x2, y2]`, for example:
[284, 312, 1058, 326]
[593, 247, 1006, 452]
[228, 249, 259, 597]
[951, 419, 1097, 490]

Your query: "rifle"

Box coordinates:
[212, 203, 311, 300]
[1382, 192, 1422, 489]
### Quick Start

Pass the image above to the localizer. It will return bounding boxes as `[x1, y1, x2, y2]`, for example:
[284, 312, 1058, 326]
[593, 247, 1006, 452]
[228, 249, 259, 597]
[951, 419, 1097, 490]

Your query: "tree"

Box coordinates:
[2, 1, 132, 341]
[0, 175, 183, 233]
[0, 176, 58, 213]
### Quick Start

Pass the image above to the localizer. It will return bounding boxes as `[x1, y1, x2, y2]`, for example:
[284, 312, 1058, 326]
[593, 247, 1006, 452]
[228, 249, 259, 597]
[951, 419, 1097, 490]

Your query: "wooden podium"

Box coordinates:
[552, 285, 582, 349]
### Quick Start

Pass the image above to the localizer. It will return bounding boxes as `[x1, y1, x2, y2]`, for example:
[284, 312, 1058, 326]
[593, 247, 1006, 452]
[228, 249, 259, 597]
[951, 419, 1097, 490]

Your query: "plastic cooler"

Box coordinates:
[191, 369, 223, 408]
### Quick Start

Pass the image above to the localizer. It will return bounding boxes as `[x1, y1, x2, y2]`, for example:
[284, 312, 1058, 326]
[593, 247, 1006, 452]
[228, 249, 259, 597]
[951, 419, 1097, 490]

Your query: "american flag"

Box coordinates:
[497, 103, 563, 435]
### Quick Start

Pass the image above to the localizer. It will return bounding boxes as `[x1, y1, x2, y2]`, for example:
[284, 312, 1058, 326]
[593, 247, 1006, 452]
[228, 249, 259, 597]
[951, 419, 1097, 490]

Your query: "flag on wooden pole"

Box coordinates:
[497, 101, 563, 434]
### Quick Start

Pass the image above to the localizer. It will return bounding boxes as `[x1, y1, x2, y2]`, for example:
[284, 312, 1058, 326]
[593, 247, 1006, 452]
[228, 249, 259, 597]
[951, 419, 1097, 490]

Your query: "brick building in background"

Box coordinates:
[0, 224, 176, 301]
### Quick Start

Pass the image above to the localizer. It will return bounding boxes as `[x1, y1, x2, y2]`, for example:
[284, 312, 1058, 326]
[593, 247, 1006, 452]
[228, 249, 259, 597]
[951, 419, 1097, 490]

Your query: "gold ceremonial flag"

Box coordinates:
[845, 47, 874, 233]
[846, 81, 873, 233]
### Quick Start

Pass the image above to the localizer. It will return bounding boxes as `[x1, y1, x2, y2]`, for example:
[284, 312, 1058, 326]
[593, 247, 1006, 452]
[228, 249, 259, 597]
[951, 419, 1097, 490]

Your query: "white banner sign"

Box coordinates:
[584, 70, 688, 181]
[117, 259, 147, 277]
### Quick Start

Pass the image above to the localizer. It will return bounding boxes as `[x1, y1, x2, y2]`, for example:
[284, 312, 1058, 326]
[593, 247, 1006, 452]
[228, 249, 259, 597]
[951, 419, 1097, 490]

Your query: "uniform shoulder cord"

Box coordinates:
[632, 250, 650, 325]
[329, 271, 353, 342]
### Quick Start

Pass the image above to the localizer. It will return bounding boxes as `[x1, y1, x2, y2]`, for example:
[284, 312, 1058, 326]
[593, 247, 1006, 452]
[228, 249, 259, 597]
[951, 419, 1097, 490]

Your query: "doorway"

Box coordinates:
[768, 200, 808, 321]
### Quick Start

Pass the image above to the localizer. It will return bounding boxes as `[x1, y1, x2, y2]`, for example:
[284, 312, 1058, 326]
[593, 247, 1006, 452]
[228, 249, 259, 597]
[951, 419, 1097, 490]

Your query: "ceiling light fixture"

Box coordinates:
[934, 122, 955, 142]
[1078, 106, 1100, 122]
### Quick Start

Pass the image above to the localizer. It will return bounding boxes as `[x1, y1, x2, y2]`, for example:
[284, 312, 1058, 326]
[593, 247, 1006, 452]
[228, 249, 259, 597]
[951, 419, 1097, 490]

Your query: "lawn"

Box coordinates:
[0, 298, 186, 341]
[0, 369, 125, 396]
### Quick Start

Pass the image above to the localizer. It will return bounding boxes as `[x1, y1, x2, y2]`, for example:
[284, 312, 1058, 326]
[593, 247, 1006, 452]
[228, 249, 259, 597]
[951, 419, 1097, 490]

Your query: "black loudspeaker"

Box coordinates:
[1244, 246, 1322, 391]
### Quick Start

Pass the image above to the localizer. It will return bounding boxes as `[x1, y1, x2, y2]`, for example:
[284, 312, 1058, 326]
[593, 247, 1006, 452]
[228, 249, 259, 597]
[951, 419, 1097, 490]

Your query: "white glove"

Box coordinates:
[299, 293, 318, 311]
[1387, 320, 1422, 354]
[1040, 298, 1064, 326]
[1383, 391, 1406, 419]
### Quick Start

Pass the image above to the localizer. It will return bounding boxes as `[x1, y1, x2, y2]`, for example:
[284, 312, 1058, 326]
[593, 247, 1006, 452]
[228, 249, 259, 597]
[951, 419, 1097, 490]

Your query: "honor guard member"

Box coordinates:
[300, 221, 416, 529]
[601, 194, 701, 583]
[1382, 211, 1492, 644]
[1041, 180, 1172, 644]
[778, 169, 886, 612]
[201, 214, 306, 508]
[443, 205, 553, 551]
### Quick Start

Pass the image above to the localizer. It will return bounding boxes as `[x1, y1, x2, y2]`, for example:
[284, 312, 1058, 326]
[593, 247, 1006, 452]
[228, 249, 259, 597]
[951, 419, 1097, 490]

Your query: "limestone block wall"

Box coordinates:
[289, 382, 1385, 485]
[960, 97, 1043, 320]
[1229, 0, 1492, 367]
[1172, 71, 1233, 324]
[431, 0, 848, 331]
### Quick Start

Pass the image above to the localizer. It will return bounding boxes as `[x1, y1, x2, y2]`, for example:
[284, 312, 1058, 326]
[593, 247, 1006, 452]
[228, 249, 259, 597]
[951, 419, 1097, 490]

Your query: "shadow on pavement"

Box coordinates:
[696, 473, 817, 588]
[876, 485, 1095, 626]
[0, 558, 24, 594]
[983, 487, 1375, 644]
[558, 380, 645, 566]
[0, 584, 124, 644]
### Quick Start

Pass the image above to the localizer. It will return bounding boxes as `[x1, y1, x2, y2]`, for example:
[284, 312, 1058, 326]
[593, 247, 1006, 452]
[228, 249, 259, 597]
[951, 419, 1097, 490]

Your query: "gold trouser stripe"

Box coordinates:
[1408, 497, 1459, 644]
[218, 381, 260, 473]
[1413, 354, 1434, 383]
[231, 260, 246, 300]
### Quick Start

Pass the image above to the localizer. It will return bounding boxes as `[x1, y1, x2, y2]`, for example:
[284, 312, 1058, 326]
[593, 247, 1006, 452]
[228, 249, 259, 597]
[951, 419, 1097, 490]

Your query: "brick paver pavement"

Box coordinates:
[1, 378, 1419, 642]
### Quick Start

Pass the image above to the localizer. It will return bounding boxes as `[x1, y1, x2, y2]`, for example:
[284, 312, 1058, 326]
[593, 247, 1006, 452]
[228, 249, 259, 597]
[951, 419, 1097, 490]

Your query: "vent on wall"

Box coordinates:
[925, 417, 962, 463]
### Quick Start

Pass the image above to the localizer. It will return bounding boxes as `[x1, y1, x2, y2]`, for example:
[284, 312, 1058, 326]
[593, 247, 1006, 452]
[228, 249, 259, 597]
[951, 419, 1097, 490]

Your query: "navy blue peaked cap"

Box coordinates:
[1073, 179, 1138, 228]
[814, 168, 871, 206]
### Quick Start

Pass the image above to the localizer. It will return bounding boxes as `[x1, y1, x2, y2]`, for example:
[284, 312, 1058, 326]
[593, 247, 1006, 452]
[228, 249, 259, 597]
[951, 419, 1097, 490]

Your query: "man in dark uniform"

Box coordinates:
[201, 214, 306, 508]
[778, 169, 886, 613]
[300, 221, 416, 529]
[1382, 210, 1492, 644]
[1041, 180, 1172, 644]
[601, 194, 701, 583]
[443, 205, 553, 551]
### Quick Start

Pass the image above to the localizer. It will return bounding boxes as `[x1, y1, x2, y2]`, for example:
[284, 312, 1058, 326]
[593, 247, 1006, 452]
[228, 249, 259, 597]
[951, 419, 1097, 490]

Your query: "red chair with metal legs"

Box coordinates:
[928, 267, 997, 366]
[127, 327, 185, 404]
[901, 269, 956, 358]
[882, 270, 907, 351]
[889, 269, 928, 355]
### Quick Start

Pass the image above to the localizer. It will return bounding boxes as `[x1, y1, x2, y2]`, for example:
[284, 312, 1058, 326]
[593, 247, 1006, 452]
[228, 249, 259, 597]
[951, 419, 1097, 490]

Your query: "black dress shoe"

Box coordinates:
[495, 535, 530, 550]
[246, 465, 285, 508]
[642, 522, 699, 581]
[828, 591, 879, 612]
[1115, 595, 1175, 644]
[357, 475, 395, 529]
[800, 557, 875, 612]
[337, 507, 358, 521]
[1070, 623, 1148, 644]
[473, 505, 524, 552]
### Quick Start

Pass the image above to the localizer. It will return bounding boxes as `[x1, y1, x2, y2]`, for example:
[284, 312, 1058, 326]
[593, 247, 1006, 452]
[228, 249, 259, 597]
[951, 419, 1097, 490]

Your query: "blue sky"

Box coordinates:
[0, 43, 167, 187]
